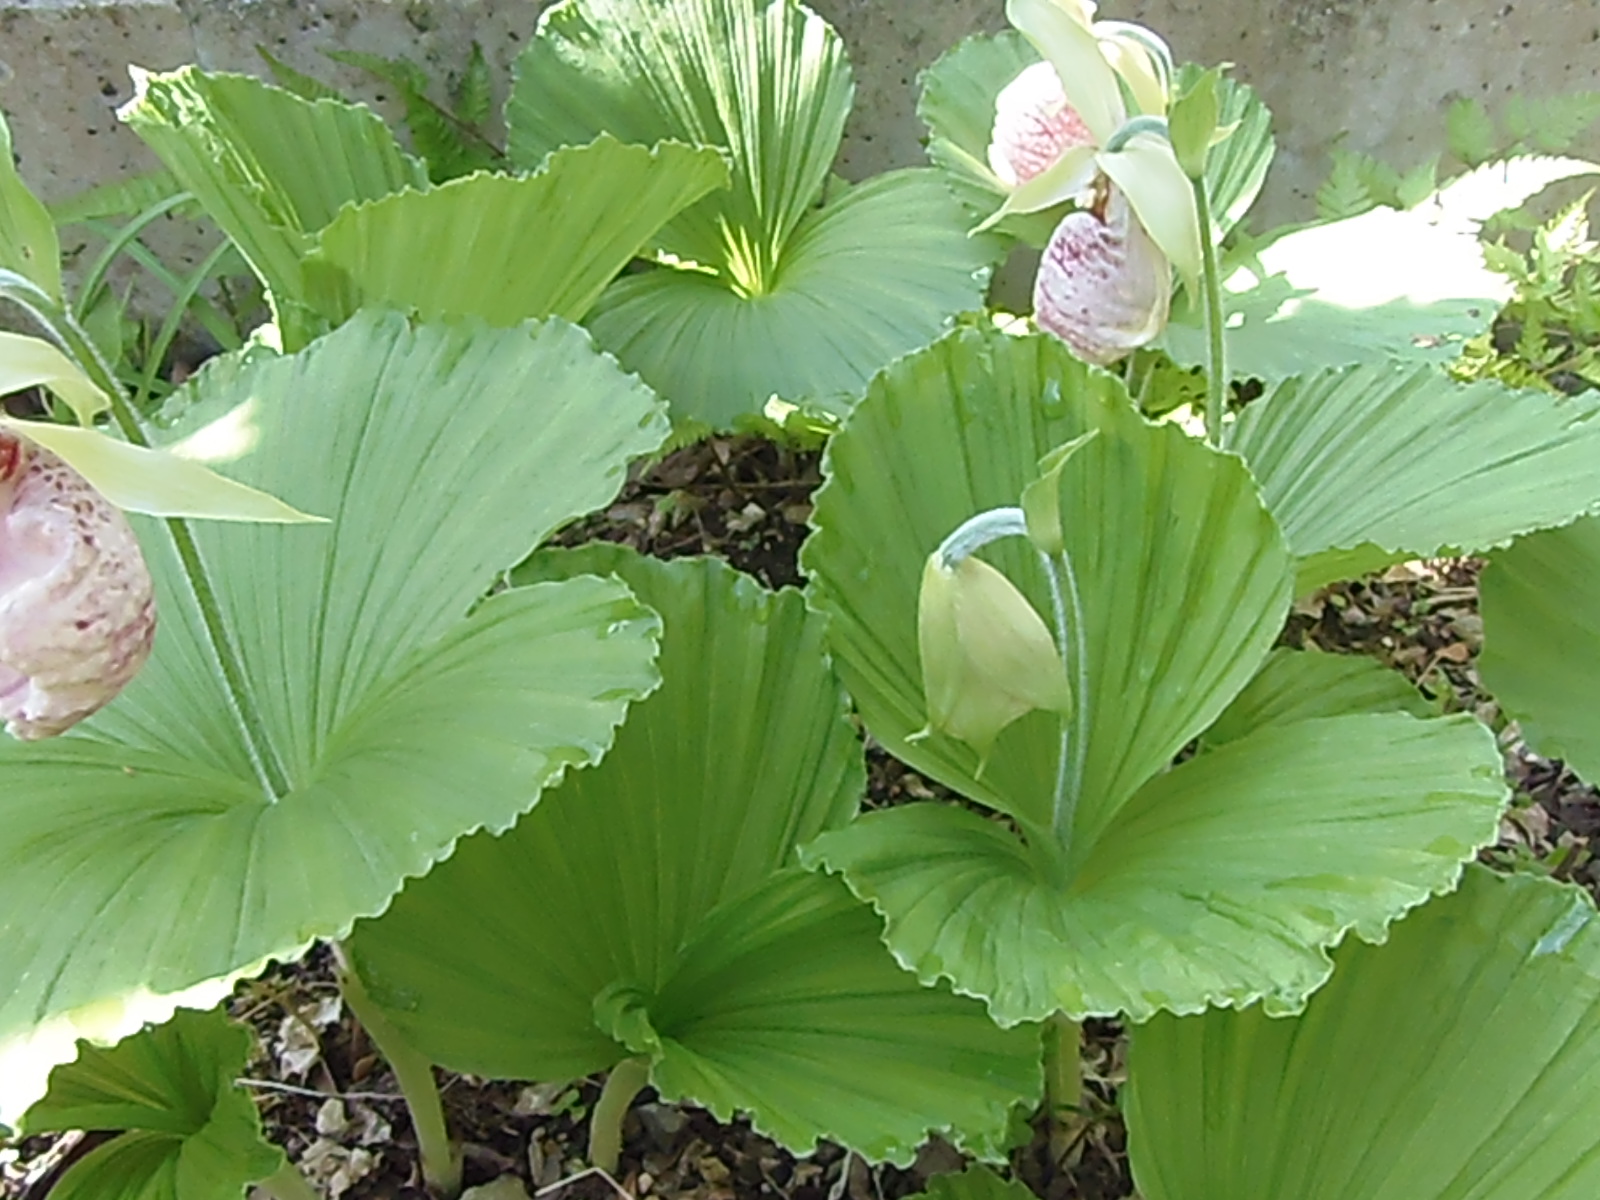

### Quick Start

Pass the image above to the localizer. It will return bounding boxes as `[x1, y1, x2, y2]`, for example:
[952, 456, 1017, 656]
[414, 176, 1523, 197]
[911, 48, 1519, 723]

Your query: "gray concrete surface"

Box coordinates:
[0, 0, 1597, 295]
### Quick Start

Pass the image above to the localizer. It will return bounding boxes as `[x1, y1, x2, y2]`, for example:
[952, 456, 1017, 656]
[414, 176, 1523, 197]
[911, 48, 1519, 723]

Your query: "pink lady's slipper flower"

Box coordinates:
[0, 430, 155, 739]
[983, 0, 1201, 364]
[0, 331, 322, 739]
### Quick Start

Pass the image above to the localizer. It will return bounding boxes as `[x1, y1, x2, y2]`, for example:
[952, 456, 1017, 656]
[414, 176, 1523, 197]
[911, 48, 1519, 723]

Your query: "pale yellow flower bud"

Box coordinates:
[917, 552, 1072, 764]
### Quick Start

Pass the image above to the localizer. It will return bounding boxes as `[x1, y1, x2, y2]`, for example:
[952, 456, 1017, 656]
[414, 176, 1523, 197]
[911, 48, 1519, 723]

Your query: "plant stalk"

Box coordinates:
[588, 1056, 651, 1176]
[1043, 1012, 1085, 1171]
[259, 1162, 322, 1200]
[337, 952, 461, 1198]
[49, 305, 292, 801]
[1192, 176, 1229, 445]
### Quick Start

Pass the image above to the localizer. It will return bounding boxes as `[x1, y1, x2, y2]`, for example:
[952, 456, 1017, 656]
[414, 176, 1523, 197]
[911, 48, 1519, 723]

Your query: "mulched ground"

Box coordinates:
[4, 434, 1596, 1200]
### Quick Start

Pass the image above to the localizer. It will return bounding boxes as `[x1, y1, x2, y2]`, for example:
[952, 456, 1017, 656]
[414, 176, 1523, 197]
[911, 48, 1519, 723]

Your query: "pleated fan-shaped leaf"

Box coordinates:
[348, 549, 1040, 1163]
[1203, 646, 1433, 748]
[19, 1008, 281, 1200]
[120, 68, 427, 331]
[1227, 362, 1600, 592]
[0, 312, 667, 1126]
[505, 0, 992, 425]
[1125, 867, 1600, 1200]
[802, 328, 1506, 1024]
[1479, 515, 1600, 783]
[304, 136, 730, 326]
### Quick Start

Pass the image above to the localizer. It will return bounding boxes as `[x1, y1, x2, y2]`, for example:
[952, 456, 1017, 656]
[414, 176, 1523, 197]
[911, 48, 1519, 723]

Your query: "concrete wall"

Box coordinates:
[1, 0, 1597, 280]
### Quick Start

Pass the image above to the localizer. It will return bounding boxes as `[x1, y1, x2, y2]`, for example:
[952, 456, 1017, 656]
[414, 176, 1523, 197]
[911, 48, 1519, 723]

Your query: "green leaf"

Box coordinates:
[806, 711, 1503, 1024]
[1125, 867, 1600, 1200]
[454, 43, 494, 128]
[805, 327, 1291, 840]
[917, 42, 1273, 244]
[1204, 647, 1432, 748]
[508, 0, 851, 284]
[915, 30, 1061, 245]
[45, 170, 185, 227]
[0, 312, 667, 1124]
[506, 0, 990, 423]
[348, 549, 1038, 1162]
[305, 136, 728, 325]
[1176, 65, 1274, 232]
[1315, 151, 1375, 221]
[0, 108, 63, 300]
[21, 1008, 282, 1199]
[119, 67, 427, 322]
[910, 1166, 1037, 1200]
[1506, 92, 1600, 155]
[1164, 156, 1600, 381]
[1168, 68, 1221, 181]
[803, 327, 1503, 1022]
[255, 46, 351, 104]
[1226, 362, 1600, 592]
[1479, 516, 1600, 782]
[1448, 97, 1499, 166]
[586, 169, 993, 425]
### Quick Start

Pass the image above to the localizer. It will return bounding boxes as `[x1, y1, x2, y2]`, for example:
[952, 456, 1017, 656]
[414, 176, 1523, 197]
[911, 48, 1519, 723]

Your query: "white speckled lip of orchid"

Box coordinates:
[1033, 186, 1171, 366]
[988, 61, 1097, 189]
[0, 431, 156, 740]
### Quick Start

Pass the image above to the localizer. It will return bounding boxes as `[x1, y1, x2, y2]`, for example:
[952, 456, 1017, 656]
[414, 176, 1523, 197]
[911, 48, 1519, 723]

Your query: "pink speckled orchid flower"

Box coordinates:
[0, 429, 155, 738]
[0, 331, 320, 739]
[984, 0, 1201, 364]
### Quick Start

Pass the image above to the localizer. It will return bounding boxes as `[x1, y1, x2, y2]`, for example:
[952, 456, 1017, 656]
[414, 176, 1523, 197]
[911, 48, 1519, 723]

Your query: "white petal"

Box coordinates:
[1006, 0, 1125, 144]
[988, 62, 1098, 187]
[1094, 21, 1173, 115]
[0, 331, 110, 424]
[1033, 188, 1172, 365]
[1098, 131, 1203, 287]
[0, 434, 155, 739]
[0, 417, 326, 524]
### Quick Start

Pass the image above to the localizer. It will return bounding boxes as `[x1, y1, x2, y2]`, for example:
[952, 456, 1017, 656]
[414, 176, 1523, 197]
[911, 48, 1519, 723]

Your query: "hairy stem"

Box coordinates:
[259, 1162, 322, 1200]
[1192, 177, 1229, 445]
[589, 1056, 651, 1175]
[337, 953, 461, 1198]
[50, 306, 293, 800]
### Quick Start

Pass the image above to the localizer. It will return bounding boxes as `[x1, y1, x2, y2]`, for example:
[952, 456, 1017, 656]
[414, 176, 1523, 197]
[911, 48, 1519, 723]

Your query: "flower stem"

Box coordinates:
[1043, 1012, 1084, 1169]
[51, 307, 292, 800]
[259, 1162, 322, 1200]
[589, 1056, 650, 1175]
[1192, 176, 1229, 445]
[337, 951, 461, 1198]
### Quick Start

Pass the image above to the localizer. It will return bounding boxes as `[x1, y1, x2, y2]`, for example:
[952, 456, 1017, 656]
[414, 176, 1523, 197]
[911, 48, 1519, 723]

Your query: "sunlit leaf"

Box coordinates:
[306, 136, 729, 325]
[1227, 362, 1600, 592]
[20, 1008, 282, 1200]
[0, 312, 667, 1121]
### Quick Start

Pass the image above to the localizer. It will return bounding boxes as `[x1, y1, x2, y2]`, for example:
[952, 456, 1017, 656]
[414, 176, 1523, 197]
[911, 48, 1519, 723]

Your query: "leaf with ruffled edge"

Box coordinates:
[0, 311, 667, 1126]
[506, 0, 994, 425]
[1227, 362, 1600, 593]
[1125, 867, 1600, 1200]
[348, 550, 1039, 1163]
[304, 136, 730, 326]
[18, 1008, 282, 1200]
[802, 327, 1505, 1024]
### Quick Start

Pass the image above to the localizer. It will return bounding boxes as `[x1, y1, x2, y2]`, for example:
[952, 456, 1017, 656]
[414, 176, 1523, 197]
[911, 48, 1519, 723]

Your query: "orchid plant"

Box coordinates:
[8, 0, 1600, 1198]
